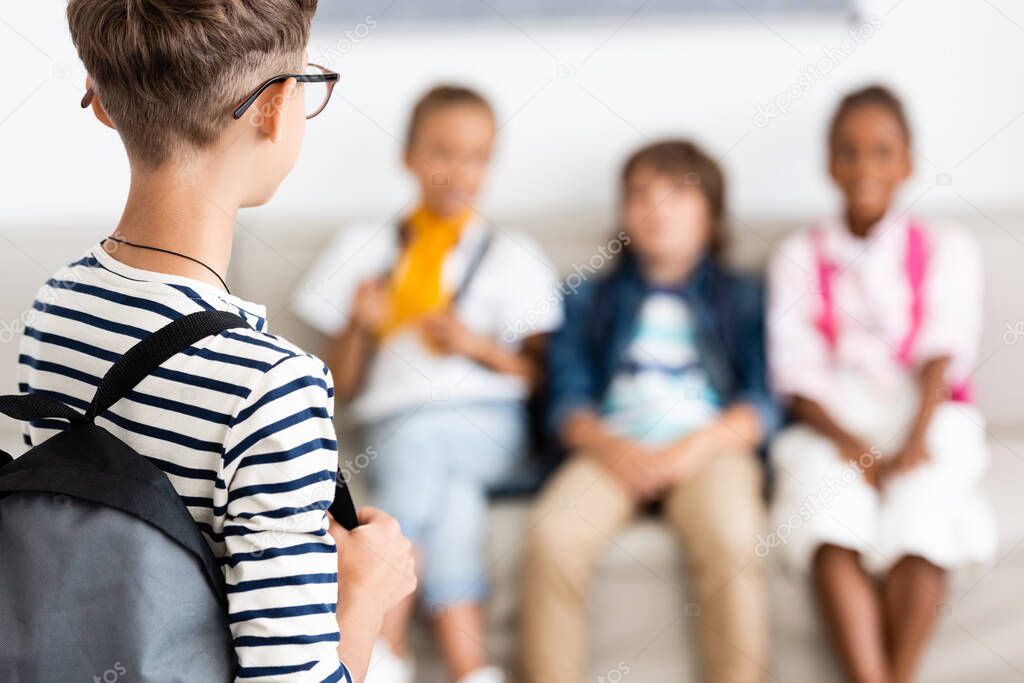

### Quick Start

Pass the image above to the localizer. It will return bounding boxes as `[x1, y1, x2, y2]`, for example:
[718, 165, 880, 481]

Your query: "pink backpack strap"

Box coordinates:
[950, 382, 973, 403]
[898, 222, 972, 402]
[813, 220, 972, 402]
[897, 222, 928, 366]
[812, 228, 839, 351]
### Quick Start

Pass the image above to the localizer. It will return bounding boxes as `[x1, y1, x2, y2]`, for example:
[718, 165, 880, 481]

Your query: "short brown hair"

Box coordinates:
[828, 84, 912, 149]
[622, 140, 728, 255]
[406, 85, 494, 148]
[67, 0, 318, 167]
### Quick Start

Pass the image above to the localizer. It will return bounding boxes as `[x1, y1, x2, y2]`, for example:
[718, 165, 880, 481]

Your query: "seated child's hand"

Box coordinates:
[421, 312, 486, 358]
[658, 432, 716, 485]
[352, 279, 391, 332]
[861, 458, 883, 490]
[606, 447, 671, 501]
[882, 438, 930, 483]
[835, 437, 883, 489]
[329, 507, 417, 618]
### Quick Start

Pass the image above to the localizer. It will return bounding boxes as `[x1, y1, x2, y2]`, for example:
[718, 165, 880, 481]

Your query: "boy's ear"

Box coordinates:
[86, 78, 116, 130]
[254, 78, 298, 144]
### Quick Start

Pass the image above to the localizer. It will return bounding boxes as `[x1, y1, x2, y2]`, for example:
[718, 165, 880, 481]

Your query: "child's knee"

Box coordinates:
[526, 506, 605, 581]
[771, 425, 838, 468]
[696, 516, 766, 575]
[812, 543, 862, 570]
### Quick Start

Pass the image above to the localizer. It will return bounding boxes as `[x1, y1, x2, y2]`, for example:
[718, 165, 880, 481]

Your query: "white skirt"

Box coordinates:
[767, 372, 997, 574]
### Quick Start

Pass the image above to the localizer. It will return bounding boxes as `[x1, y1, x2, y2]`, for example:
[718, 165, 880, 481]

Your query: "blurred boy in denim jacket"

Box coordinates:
[522, 140, 779, 683]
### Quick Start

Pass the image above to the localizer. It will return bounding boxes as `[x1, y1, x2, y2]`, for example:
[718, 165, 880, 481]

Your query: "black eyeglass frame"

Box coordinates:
[80, 63, 340, 121]
[232, 63, 339, 120]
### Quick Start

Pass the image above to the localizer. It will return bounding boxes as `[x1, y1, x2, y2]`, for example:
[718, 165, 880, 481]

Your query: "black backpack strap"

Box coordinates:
[88, 310, 363, 529]
[0, 313, 245, 466]
[386, 222, 494, 307]
[86, 310, 249, 421]
[0, 391, 88, 469]
[0, 312, 247, 468]
[329, 480, 360, 531]
[0, 393, 86, 424]
[451, 228, 495, 306]
[0, 309, 363, 529]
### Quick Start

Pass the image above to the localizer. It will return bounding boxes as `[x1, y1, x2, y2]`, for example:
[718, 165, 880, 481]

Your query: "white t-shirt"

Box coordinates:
[602, 293, 720, 445]
[293, 219, 564, 424]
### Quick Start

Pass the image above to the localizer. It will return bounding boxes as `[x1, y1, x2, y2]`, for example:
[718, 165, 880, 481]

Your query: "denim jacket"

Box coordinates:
[546, 252, 781, 447]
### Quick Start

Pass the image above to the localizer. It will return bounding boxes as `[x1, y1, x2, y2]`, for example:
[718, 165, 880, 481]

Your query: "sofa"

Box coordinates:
[2, 210, 1022, 682]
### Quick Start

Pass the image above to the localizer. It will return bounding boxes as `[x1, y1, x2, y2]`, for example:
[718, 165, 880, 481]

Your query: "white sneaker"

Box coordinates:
[364, 638, 414, 683]
[456, 666, 506, 683]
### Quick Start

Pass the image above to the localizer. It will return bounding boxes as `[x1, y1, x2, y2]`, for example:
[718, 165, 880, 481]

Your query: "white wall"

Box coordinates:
[2, 0, 1024, 433]
[1, 0, 1022, 231]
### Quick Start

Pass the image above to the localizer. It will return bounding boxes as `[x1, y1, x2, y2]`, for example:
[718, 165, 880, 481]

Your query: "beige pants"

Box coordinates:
[522, 451, 769, 683]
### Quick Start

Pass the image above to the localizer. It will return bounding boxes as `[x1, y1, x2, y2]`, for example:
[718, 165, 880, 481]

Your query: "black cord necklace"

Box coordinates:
[103, 236, 231, 295]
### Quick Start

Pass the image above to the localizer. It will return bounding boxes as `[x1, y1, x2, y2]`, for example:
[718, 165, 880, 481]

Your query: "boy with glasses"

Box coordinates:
[17, 2, 416, 681]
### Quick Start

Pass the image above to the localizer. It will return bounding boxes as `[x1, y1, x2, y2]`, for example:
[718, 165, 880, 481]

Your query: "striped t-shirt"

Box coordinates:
[17, 244, 351, 683]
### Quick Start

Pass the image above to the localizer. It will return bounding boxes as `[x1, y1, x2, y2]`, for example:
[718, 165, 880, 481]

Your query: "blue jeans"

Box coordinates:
[365, 401, 527, 607]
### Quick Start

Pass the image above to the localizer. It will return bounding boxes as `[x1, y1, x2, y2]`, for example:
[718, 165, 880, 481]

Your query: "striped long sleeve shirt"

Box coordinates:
[17, 244, 352, 683]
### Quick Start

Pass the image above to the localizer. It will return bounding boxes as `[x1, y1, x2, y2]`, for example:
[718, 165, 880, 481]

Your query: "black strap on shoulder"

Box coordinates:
[87, 310, 249, 421]
[451, 228, 495, 306]
[0, 312, 246, 436]
[0, 393, 86, 424]
[0, 311, 247, 468]
[0, 392, 88, 468]
[91, 310, 362, 529]
[390, 221, 495, 306]
[0, 309, 364, 528]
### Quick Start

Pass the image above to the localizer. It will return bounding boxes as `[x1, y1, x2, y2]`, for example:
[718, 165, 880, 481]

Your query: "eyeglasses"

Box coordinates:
[233, 63, 339, 120]
[80, 63, 340, 121]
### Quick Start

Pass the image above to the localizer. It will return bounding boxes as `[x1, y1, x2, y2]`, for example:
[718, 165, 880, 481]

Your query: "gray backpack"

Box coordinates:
[0, 310, 358, 682]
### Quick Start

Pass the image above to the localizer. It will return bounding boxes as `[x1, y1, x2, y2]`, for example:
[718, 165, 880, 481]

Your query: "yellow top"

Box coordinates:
[378, 205, 472, 338]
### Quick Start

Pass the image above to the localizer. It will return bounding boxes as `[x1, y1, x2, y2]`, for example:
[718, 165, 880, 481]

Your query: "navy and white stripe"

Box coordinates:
[18, 245, 351, 683]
